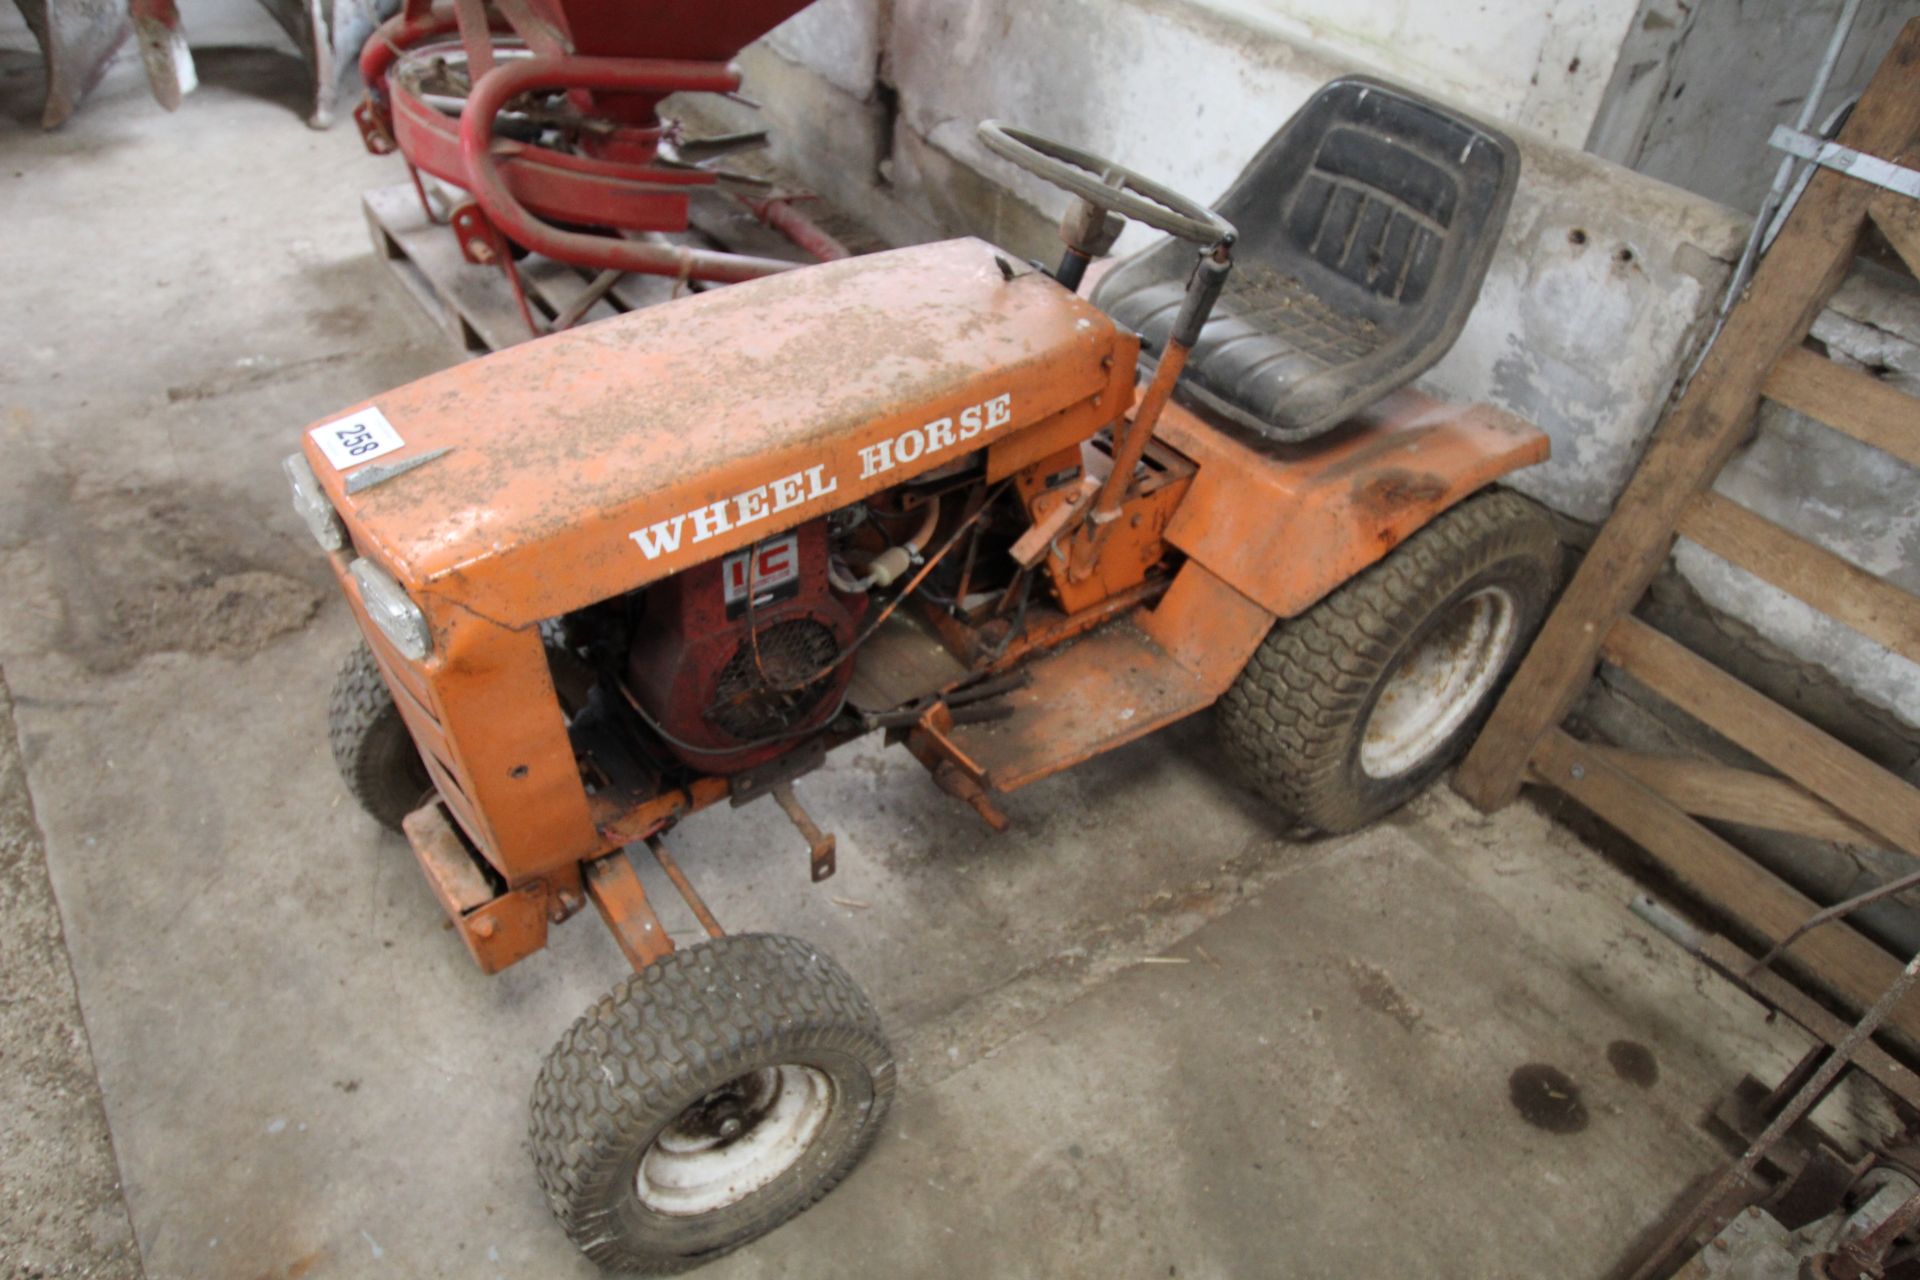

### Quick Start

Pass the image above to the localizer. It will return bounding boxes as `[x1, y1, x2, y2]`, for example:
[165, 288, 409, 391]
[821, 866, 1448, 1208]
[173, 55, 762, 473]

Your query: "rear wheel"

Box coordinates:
[530, 934, 894, 1275]
[327, 641, 431, 833]
[1218, 489, 1557, 833]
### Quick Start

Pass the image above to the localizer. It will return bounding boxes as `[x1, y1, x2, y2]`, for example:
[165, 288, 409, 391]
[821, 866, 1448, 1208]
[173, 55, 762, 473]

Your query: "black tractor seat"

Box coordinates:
[1093, 76, 1519, 445]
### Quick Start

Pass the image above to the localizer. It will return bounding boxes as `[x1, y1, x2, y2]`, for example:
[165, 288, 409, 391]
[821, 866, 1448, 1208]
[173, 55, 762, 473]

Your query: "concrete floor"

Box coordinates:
[0, 8, 1875, 1278]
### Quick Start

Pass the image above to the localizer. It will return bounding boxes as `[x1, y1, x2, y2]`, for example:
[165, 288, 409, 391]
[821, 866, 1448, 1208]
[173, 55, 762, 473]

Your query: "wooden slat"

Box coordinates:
[1677, 489, 1920, 665]
[608, 271, 683, 314]
[1872, 191, 1920, 280]
[1762, 346, 1920, 472]
[1587, 746, 1886, 847]
[364, 185, 525, 355]
[1531, 729, 1920, 1047]
[1451, 20, 1920, 812]
[518, 259, 624, 329]
[1696, 934, 1920, 1111]
[1589, 744, 1889, 844]
[1600, 615, 1920, 857]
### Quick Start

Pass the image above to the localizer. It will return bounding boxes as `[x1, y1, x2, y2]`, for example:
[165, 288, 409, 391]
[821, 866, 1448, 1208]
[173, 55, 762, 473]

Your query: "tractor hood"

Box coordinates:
[301, 237, 1135, 627]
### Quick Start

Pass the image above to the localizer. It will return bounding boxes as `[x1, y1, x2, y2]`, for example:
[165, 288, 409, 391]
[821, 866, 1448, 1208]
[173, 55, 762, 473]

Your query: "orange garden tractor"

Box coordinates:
[292, 78, 1555, 1272]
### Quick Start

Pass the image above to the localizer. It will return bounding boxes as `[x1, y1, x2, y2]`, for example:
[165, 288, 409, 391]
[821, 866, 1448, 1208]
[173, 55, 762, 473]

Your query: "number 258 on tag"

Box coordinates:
[311, 406, 405, 471]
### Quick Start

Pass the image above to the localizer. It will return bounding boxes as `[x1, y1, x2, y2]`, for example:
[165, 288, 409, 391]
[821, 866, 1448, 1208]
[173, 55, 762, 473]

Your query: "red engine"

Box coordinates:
[626, 519, 866, 774]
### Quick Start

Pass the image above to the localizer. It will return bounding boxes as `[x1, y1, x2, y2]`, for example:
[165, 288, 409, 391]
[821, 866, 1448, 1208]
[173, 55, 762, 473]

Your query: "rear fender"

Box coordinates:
[1155, 388, 1550, 622]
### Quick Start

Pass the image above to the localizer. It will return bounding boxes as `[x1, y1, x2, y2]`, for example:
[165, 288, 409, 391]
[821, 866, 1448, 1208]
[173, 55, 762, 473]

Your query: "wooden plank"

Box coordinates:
[1600, 615, 1920, 857]
[365, 189, 485, 356]
[1452, 24, 1920, 812]
[1871, 191, 1920, 281]
[1677, 489, 1920, 665]
[363, 184, 531, 355]
[1586, 746, 1887, 847]
[1695, 934, 1920, 1111]
[518, 258, 623, 330]
[361, 184, 810, 353]
[1762, 346, 1920, 472]
[1535, 730, 1920, 1044]
[844, 611, 968, 713]
[1530, 729, 1920, 1047]
[607, 270, 684, 314]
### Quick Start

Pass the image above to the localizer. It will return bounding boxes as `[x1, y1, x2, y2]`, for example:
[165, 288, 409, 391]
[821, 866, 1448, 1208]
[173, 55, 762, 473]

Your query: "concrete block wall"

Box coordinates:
[710, 0, 1918, 745]
[741, 0, 1748, 519]
[1588, 0, 1920, 214]
[1177, 0, 1645, 148]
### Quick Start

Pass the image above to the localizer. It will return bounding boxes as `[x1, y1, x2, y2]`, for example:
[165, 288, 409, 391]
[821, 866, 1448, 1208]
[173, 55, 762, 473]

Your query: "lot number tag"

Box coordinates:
[311, 407, 404, 471]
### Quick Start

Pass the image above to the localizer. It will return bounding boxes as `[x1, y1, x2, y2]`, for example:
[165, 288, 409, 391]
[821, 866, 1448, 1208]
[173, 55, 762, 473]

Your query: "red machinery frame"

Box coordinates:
[353, 0, 850, 335]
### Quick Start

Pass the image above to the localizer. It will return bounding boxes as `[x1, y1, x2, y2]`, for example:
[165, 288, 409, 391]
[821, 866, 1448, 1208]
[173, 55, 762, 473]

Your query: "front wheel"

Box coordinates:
[327, 641, 432, 833]
[529, 934, 895, 1275]
[1218, 489, 1557, 833]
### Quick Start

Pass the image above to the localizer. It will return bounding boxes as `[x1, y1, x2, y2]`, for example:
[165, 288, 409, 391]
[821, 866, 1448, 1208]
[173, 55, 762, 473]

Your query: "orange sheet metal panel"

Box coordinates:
[337, 554, 599, 881]
[583, 852, 676, 972]
[1155, 388, 1549, 621]
[300, 237, 1130, 628]
[947, 620, 1213, 793]
[401, 802, 552, 975]
[985, 328, 1139, 481]
[1135, 560, 1275, 695]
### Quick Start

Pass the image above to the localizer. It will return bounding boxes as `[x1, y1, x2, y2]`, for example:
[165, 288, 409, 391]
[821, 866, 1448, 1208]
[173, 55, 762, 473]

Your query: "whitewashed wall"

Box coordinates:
[1587, 0, 1920, 214]
[1187, 0, 1642, 146]
[750, 0, 1745, 517]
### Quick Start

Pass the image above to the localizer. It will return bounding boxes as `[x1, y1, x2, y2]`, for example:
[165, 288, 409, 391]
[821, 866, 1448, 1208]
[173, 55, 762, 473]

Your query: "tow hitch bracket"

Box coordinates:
[771, 782, 837, 882]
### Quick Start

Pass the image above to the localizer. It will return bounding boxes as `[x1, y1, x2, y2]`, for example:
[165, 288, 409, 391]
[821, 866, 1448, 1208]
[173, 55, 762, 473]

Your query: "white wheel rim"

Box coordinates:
[1360, 586, 1519, 780]
[635, 1065, 835, 1217]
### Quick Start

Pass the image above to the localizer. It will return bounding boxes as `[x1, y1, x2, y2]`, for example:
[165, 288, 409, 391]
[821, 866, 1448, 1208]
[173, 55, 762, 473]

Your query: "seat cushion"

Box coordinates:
[1101, 266, 1383, 440]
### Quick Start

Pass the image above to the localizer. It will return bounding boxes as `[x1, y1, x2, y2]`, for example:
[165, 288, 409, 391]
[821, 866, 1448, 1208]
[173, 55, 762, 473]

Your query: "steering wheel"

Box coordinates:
[978, 121, 1234, 247]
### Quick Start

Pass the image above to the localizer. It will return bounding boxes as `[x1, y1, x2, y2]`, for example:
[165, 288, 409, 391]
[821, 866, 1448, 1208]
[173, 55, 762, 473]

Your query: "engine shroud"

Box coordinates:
[626, 519, 864, 774]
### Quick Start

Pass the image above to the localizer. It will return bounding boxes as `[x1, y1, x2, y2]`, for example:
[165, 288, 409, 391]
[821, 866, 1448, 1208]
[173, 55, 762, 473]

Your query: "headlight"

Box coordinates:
[283, 453, 346, 552]
[350, 559, 433, 661]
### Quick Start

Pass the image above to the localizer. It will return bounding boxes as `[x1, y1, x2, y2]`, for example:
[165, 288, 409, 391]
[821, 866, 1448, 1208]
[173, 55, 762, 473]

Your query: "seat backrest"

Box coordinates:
[1218, 77, 1518, 332]
[1088, 75, 1520, 443]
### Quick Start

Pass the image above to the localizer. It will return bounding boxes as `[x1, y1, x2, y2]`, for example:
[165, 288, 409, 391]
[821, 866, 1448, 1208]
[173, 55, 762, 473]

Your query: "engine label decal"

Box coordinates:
[310, 406, 404, 471]
[625, 391, 1014, 563]
[722, 534, 801, 618]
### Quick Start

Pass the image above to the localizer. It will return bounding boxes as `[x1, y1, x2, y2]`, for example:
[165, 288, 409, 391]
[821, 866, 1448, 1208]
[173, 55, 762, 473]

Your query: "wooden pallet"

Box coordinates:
[1454, 21, 1920, 1043]
[362, 182, 821, 356]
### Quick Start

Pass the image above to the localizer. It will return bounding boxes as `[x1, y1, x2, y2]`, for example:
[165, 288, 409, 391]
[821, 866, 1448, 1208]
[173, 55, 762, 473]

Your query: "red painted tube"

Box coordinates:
[745, 196, 852, 262]
[359, 7, 465, 104]
[458, 56, 801, 283]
